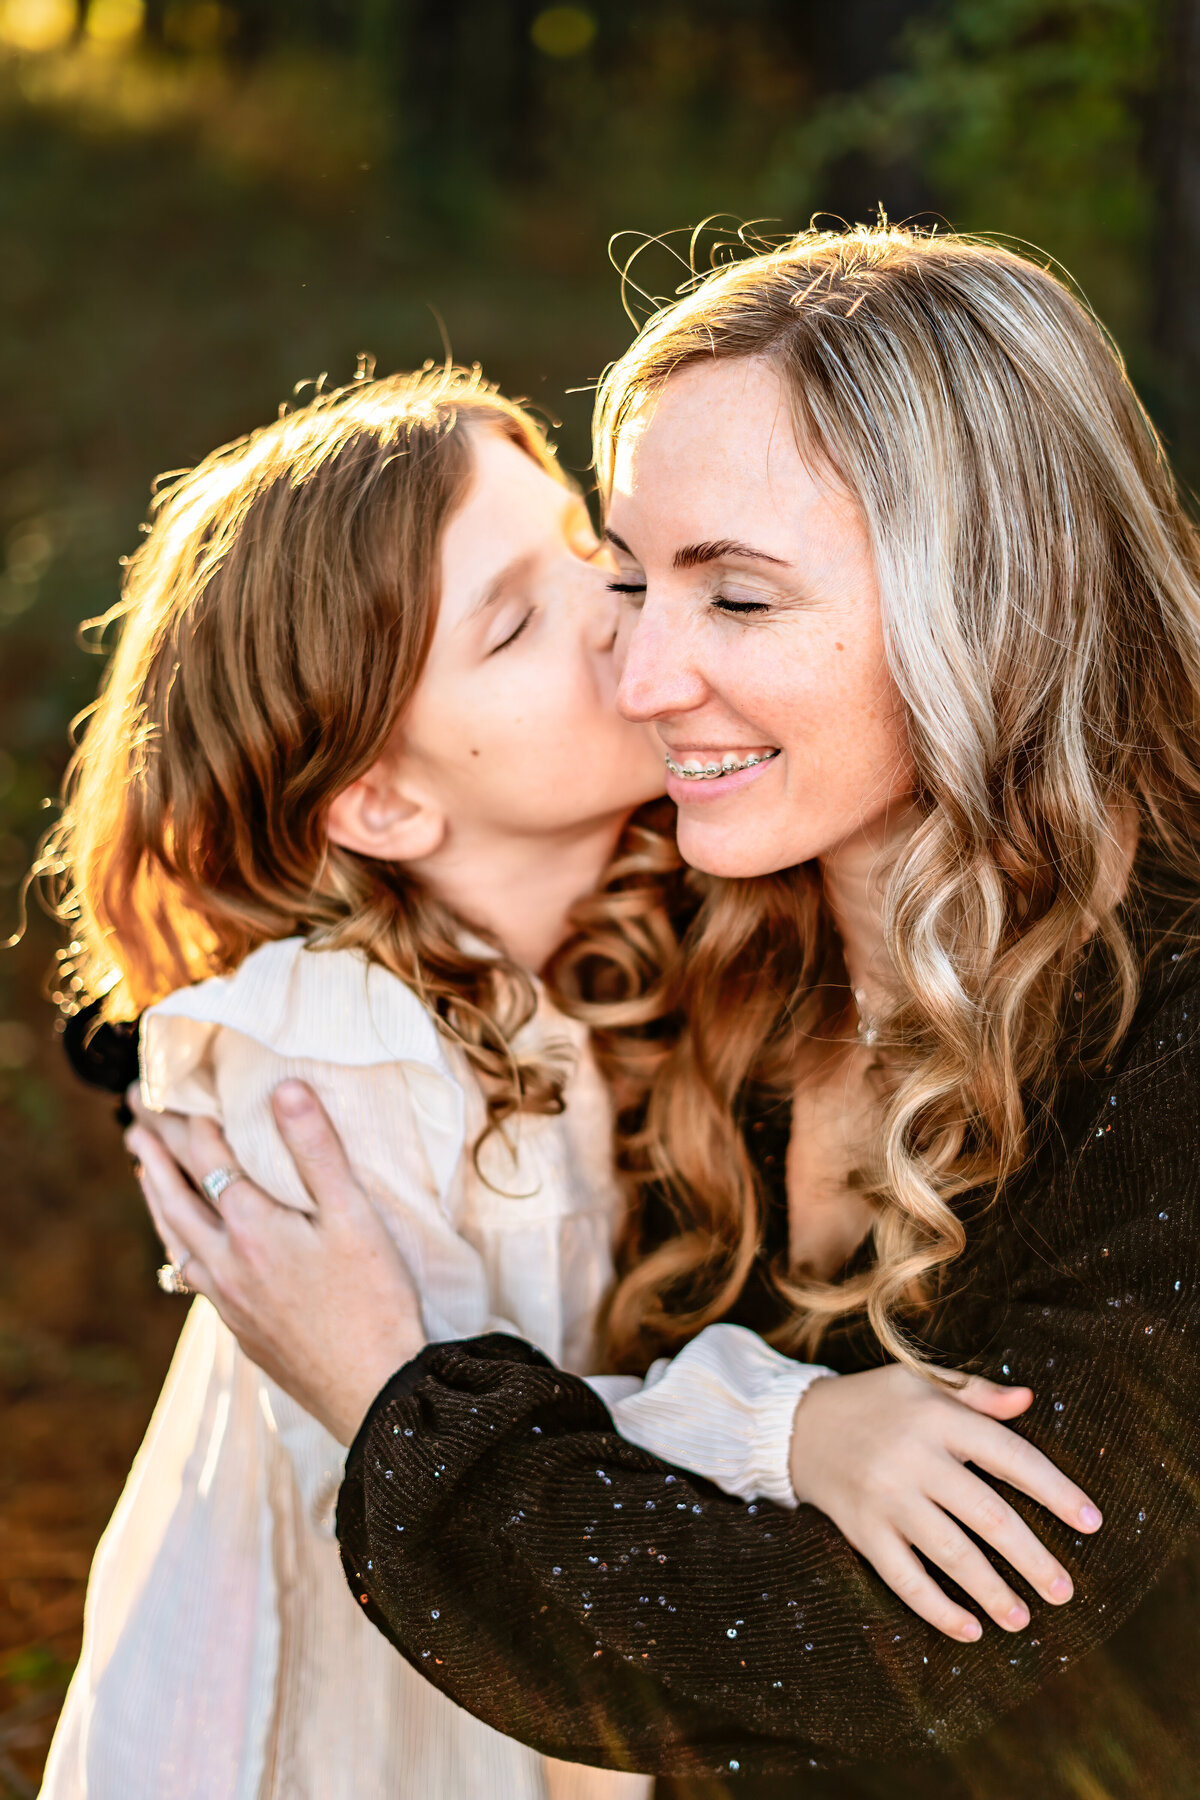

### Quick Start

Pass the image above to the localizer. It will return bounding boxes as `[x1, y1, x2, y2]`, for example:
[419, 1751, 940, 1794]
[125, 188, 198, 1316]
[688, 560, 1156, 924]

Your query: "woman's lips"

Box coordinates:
[665, 747, 779, 779]
[663, 752, 781, 804]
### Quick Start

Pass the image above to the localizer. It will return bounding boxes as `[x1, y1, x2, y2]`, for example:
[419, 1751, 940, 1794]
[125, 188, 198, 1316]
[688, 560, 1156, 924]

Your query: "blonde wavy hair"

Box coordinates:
[44, 363, 681, 1158]
[595, 225, 1200, 1374]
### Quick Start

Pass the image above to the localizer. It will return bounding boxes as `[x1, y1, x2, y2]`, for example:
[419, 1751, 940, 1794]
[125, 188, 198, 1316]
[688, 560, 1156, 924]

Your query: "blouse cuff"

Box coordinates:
[588, 1323, 836, 1509]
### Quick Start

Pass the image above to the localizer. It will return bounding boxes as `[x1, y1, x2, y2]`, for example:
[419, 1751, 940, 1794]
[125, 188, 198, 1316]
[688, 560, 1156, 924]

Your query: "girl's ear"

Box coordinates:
[325, 763, 446, 865]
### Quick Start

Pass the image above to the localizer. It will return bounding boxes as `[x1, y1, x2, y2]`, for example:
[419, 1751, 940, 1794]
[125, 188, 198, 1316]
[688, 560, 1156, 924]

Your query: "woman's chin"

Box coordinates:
[674, 813, 808, 879]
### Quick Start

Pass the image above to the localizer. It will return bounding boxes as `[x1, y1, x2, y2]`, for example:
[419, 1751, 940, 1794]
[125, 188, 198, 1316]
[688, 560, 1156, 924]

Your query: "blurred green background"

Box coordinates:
[0, 0, 1193, 1789]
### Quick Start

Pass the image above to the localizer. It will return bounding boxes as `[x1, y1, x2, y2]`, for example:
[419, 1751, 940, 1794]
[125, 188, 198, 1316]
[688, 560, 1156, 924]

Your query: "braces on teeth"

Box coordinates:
[665, 749, 781, 781]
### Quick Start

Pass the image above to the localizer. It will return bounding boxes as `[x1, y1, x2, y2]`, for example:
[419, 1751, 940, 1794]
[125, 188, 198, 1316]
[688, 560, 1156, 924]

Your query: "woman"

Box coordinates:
[131, 225, 1200, 1797]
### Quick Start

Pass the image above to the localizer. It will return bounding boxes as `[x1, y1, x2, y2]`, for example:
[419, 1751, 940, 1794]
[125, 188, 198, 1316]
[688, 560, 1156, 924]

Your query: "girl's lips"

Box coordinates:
[664, 753, 781, 804]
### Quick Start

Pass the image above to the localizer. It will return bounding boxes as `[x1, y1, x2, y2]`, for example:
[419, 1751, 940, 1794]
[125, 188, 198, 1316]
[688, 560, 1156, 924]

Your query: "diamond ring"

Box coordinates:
[201, 1164, 243, 1210]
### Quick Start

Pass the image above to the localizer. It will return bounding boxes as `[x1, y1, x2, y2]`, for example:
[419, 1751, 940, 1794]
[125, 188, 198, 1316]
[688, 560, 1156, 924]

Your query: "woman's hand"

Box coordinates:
[789, 1364, 1103, 1643]
[126, 1081, 427, 1445]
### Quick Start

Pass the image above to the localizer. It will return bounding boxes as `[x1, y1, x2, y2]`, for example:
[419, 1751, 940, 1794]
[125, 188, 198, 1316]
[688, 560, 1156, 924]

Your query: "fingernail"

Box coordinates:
[1049, 1575, 1072, 1602]
[1080, 1504, 1102, 1530]
[274, 1081, 312, 1117]
[959, 1618, 981, 1642]
[1005, 1603, 1029, 1629]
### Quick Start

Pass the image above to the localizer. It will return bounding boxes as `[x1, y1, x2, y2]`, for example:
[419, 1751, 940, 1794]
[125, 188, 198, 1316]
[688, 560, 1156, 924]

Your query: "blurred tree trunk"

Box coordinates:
[140, 0, 168, 48]
[1154, 0, 1200, 493]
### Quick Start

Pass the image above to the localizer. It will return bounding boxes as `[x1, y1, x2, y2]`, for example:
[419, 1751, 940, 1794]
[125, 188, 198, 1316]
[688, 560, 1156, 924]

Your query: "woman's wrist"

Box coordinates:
[328, 1330, 426, 1445]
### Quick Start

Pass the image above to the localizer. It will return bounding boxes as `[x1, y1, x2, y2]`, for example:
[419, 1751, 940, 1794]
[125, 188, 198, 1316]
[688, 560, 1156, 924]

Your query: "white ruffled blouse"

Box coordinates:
[40, 940, 830, 1800]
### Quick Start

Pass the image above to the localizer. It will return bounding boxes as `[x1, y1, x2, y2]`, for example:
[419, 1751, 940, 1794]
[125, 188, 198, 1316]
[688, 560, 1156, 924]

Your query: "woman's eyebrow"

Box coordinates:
[673, 538, 789, 569]
[603, 527, 787, 570]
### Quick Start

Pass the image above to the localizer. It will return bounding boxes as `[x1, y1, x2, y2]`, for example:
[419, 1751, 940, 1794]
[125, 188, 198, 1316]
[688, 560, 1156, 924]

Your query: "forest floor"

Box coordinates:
[0, 920, 181, 1796]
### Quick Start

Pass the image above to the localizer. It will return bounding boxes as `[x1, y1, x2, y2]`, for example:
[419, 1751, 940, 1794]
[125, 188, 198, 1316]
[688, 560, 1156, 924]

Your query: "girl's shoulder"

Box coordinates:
[143, 937, 452, 1074]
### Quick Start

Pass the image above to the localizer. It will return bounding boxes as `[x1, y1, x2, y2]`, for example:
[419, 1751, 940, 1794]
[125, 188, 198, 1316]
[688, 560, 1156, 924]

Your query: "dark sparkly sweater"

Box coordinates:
[336, 938, 1200, 1798]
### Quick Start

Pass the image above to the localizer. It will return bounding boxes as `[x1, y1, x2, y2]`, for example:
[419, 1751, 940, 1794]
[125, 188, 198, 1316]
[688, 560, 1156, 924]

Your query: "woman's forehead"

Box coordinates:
[610, 362, 801, 496]
[606, 369, 849, 570]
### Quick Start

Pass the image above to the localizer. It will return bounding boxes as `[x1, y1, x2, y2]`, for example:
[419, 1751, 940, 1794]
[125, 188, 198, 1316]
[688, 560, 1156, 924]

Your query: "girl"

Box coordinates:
[42, 364, 680, 1800]
[44, 361, 1083, 1799]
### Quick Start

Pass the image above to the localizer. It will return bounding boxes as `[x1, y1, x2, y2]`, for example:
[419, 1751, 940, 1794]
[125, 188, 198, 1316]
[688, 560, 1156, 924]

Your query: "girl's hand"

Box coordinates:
[789, 1364, 1103, 1643]
[126, 1081, 427, 1445]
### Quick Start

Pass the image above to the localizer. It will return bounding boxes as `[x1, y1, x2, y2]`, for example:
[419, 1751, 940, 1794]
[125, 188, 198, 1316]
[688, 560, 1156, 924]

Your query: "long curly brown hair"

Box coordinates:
[43, 364, 681, 1157]
[594, 225, 1200, 1375]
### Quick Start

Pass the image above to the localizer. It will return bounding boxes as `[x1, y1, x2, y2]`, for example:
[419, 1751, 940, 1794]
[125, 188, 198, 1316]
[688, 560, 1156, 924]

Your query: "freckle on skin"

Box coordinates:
[835, 642, 844, 651]
[470, 748, 480, 757]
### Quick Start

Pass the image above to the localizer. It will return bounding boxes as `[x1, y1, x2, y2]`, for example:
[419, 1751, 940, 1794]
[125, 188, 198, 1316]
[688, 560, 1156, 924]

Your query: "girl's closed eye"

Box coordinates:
[489, 607, 535, 654]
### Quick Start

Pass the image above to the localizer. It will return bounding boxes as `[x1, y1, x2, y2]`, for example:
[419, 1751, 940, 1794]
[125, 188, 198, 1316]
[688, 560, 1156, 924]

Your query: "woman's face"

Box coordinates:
[606, 357, 913, 878]
[401, 427, 665, 841]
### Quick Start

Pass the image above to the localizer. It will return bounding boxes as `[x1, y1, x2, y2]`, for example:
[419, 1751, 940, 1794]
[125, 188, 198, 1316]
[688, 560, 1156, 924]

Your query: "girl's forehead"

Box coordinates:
[458, 427, 567, 519]
[435, 436, 578, 631]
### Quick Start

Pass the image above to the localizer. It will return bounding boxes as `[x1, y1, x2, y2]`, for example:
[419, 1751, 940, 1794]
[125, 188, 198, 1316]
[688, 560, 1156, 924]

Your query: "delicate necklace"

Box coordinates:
[853, 987, 880, 1048]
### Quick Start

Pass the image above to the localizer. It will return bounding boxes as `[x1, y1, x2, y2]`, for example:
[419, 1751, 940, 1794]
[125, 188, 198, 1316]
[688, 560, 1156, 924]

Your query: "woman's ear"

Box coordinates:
[325, 761, 446, 865]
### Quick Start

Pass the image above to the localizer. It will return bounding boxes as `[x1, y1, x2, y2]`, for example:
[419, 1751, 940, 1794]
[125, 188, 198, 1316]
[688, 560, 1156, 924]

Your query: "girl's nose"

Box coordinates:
[615, 596, 708, 723]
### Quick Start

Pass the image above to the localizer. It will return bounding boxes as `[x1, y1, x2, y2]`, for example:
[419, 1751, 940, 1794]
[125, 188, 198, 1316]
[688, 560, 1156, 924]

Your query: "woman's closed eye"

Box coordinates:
[711, 596, 770, 617]
[606, 578, 771, 621]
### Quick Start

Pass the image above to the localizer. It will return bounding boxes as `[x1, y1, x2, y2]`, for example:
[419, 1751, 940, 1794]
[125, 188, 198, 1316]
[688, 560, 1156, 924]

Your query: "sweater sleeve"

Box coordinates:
[336, 977, 1200, 1779]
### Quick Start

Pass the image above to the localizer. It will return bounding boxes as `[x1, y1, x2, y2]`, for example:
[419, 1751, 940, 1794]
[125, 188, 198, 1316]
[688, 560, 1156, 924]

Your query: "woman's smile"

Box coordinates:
[663, 744, 781, 802]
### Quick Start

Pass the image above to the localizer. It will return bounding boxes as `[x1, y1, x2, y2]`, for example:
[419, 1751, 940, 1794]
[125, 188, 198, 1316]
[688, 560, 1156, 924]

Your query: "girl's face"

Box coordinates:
[606, 357, 913, 879]
[396, 428, 665, 843]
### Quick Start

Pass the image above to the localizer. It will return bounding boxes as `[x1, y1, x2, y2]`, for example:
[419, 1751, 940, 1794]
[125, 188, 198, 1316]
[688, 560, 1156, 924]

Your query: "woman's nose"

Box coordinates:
[615, 596, 708, 723]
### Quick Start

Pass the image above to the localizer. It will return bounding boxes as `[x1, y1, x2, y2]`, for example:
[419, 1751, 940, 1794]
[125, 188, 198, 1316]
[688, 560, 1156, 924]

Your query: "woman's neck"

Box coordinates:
[416, 814, 630, 973]
[819, 802, 921, 1016]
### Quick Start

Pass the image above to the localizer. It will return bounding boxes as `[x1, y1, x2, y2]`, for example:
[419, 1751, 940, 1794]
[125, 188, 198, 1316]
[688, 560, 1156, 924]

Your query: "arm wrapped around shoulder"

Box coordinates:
[337, 974, 1200, 1778]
